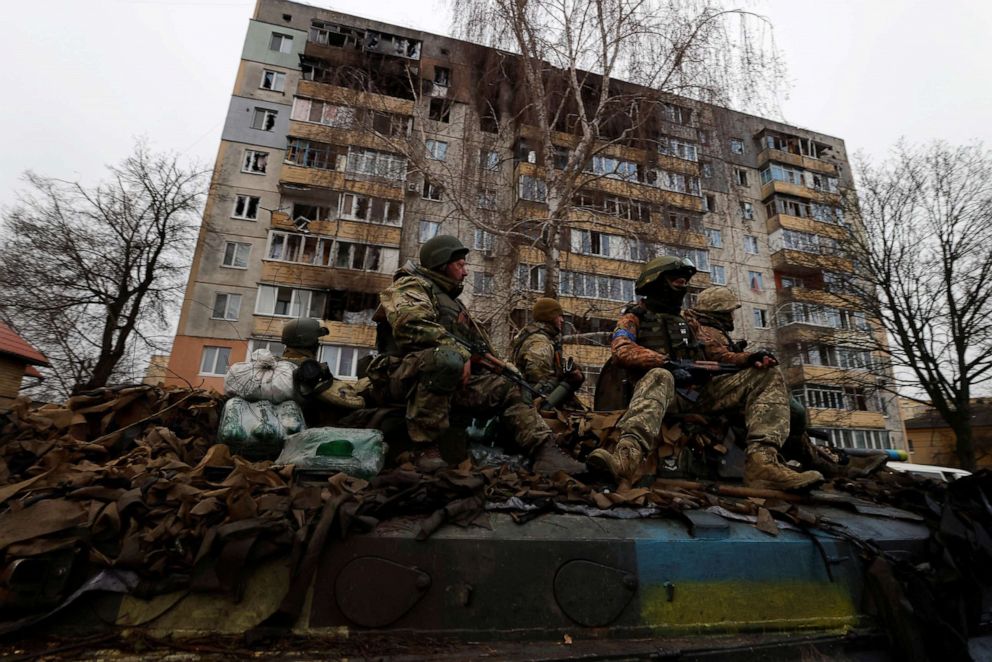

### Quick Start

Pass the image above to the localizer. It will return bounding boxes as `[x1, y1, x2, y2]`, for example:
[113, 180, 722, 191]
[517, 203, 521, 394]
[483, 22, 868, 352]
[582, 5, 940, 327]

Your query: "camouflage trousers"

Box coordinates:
[387, 350, 553, 451]
[618, 366, 790, 453]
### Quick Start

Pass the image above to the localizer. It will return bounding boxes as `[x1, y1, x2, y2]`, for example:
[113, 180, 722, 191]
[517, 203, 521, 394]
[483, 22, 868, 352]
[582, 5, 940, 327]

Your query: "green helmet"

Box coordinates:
[281, 318, 329, 349]
[635, 255, 697, 295]
[694, 286, 741, 313]
[420, 234, 470, 270]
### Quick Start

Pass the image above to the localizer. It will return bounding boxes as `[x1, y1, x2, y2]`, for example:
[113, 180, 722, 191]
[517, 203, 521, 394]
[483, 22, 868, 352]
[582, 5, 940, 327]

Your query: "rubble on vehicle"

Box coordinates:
[0, 384, 989, 660]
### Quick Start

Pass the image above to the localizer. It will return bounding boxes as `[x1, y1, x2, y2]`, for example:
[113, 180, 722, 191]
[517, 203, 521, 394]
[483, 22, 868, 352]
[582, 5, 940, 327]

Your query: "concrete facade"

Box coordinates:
[167, 0, 905, 452]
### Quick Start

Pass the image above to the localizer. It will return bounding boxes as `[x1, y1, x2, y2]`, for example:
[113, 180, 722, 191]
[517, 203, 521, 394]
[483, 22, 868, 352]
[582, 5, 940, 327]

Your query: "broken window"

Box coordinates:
[285, 139, 346, 171]
[743, 235, 759, 255]
[433, 66, 451, 87]
[200, 346, 232, 376]
[428, 98, 451, 123]
[425, 139, 448, 161]
[704, 194, 716, 213]
[753, 307, 768, 328]
[662, 103, 690, 125]
[222, 241, 251, 268]
[735, 168, 749, 187]
[422, 180, 443, 201]
[480, 149, 500, 171]
[242, 150, 268, 174]
[291, 202, 335, 222]
[309, 21, 365, 49]
[233, 194, 260, 220]
[269, 33, 294, 54]
[658, 136, 698, 162]
[419, 220, 440, 243]
[553, 146, 570, 170]
[256, 285, 326, 318]
[739, 201, 755, 220]
[291, 98, 355, 128]
[371, 111, 410, 137]
[260, 70, 286, 92]
[252, 108, 278, 132]
[729, 138, 745, 155]
[212, 293, 242, 321]
[364, 30, 421, 60]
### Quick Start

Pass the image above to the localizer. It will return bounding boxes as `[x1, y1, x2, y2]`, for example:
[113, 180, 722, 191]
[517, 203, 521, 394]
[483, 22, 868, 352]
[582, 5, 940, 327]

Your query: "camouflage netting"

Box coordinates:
[0, 384, 990, 658]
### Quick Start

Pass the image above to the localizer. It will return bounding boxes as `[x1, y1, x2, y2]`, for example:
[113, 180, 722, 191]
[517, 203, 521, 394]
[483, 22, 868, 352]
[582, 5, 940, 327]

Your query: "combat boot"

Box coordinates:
[745, 444, 823, 491]
[587, 438, 644, 483]
[532, 441, 586, 476]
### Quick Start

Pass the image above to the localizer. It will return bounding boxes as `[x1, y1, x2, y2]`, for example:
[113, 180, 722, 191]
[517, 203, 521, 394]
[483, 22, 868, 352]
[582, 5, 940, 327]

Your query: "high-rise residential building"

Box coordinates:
[166, 0, 906, 453]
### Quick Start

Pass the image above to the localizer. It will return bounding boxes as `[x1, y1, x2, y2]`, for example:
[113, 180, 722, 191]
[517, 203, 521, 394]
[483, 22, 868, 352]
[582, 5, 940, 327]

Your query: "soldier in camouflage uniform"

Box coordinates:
[278, 318, 366, 424]
[510, 298, 585, 408]
[689, 287, 888, 479]
[369, 235, 584, 475]
[587, 257, 823, 491]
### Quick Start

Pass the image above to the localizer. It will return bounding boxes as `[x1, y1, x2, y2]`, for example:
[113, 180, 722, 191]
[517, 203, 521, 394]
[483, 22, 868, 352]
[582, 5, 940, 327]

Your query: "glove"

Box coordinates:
[747, 350, 777, 367]
[669, 367, 694, 386]
[564, 366, 585, 388]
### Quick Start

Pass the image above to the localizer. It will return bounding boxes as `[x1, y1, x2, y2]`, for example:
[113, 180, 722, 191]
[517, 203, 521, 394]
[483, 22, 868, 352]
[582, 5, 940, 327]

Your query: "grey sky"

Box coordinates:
[2, 0, 989, 210]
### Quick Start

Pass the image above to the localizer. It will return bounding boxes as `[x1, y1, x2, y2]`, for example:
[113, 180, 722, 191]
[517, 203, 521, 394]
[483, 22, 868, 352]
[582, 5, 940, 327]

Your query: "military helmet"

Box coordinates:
[281, 318, 329, 349]
[635, 255, 697, 294]
[694, 286, 742, 313]
[420, 234, 470, 270]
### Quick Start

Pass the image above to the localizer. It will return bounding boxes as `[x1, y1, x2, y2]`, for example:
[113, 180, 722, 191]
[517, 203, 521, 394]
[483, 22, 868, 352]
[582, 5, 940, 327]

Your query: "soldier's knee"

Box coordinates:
[645, 367, 675, 390]
[420, 346, 465, 395]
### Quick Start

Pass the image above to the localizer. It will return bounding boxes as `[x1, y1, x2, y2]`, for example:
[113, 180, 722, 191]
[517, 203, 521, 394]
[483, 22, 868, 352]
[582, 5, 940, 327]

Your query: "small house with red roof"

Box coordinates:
[0, 322, 49, 408]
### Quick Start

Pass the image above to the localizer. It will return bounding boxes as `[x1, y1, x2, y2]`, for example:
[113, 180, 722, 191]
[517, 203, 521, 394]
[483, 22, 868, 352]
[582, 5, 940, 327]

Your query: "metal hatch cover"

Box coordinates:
[334, 556, 431, 627]
[554, 559, 637, 627]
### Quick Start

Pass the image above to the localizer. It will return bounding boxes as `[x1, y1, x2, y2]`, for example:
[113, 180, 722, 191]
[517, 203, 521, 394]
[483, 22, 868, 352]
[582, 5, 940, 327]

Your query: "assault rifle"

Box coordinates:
[446, 334, 547, 401]
[663, 359, 743, 402]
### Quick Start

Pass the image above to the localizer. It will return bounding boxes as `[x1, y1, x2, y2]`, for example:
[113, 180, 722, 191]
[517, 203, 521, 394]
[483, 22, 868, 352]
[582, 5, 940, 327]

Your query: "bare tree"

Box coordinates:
[448, 0, 784, 297]
[0, 142, 207, 397]
[832, 141, 992, 470]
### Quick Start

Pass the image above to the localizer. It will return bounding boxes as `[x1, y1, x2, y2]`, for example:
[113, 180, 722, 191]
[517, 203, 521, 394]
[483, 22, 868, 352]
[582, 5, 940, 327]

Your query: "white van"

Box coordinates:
[888, 462, 971, 483]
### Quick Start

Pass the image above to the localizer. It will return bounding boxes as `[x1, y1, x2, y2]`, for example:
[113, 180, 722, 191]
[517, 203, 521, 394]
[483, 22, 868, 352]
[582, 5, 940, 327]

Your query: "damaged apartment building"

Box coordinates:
[166, 0, 907, 454]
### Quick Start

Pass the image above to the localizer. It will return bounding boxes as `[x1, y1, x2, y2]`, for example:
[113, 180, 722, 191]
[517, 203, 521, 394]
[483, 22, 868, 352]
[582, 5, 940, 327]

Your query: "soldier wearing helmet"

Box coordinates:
[588, 258, 823, 491]
[369, 235, 584, 475]
[685, 286, 776, 368]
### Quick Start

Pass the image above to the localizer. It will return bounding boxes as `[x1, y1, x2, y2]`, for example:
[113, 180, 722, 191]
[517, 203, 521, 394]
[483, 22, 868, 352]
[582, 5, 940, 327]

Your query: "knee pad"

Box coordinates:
[421, 346, 466, 394]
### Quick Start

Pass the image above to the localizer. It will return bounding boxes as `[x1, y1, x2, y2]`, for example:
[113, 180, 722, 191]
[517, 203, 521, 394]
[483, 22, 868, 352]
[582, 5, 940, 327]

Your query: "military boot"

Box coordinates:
[532, 441, 586, 476]
[587, 438, 644, 483]
[745, 444, 823, 491]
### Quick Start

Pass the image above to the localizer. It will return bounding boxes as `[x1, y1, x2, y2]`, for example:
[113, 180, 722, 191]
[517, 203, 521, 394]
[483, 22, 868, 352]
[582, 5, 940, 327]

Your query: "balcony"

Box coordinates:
[757, 148, 837, 176]
[807, 409, 887, 429]
[783, 364, 879, 388]
[296, 80, 415, 116]
[760, 179, 840, 204]
[253, 318, 376, 347]
[279, 165, 405, 199]
[770, 248, 852, 275]
[260, 260, 392, 293]
[776, 286, 855, 310]
[766, 213, 847, 241]
[270, 212, 401, 246]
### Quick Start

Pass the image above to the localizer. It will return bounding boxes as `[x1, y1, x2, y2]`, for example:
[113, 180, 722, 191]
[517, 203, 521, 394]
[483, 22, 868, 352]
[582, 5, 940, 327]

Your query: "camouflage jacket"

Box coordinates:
[510, 321, 562, 389]
[377, 260, 487, 363]
[682, 310, 751, 367]
[610, 300, 705, 370]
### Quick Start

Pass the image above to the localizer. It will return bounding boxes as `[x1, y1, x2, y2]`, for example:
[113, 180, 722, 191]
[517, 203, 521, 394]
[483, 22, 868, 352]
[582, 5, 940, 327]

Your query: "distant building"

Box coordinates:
[0, 322, 49, 408]
[900, 396, 992, 469]
[166, 0, 906, 453]
[142, 354, 171, 386]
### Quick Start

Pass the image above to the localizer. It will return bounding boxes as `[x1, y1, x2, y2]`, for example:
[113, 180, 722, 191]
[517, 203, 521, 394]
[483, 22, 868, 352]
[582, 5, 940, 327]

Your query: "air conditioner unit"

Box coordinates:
[406, 181, 420, 193]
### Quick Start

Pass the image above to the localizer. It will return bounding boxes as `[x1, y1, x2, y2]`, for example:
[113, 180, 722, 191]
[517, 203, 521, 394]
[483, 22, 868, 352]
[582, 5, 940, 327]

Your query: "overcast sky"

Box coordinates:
[2, 0, 989, 208]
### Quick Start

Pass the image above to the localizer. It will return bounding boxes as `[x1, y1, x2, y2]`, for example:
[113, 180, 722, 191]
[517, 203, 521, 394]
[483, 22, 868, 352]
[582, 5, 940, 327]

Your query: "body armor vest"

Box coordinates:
[510, 323, 563, 377]
[375, 268, 485, 357]
[632, 307, 702, 361]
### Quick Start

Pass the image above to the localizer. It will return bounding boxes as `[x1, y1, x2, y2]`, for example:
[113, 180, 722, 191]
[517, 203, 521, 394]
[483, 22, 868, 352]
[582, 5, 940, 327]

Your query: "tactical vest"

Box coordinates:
[375, 268, 485, 357]
[510, 323, 563, 377]
[631, 306, 703, 361]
